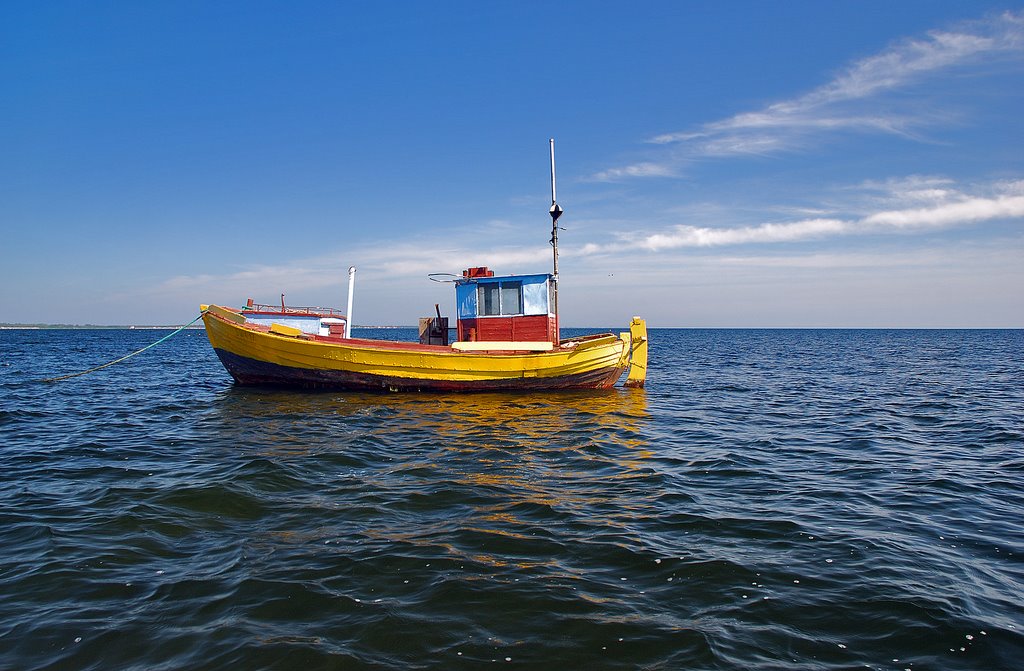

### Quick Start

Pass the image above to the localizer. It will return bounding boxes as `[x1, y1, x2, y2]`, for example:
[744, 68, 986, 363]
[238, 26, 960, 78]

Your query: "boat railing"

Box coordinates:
[243, 302, 347, 319]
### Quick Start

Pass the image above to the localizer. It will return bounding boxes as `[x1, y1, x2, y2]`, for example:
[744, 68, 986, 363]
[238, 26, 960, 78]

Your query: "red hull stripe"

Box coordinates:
[213, 349, 624, 392]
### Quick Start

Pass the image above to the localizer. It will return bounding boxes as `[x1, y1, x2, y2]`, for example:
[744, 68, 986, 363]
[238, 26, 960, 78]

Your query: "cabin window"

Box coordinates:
[501, 281, 523, 315]
[523, 281, 549, 315]
[479, 283, 501, 316]
[477, 280, 523, 316]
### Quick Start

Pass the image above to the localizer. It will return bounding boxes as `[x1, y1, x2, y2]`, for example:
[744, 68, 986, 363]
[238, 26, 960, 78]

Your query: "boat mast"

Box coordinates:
[549, 138, 563, 321]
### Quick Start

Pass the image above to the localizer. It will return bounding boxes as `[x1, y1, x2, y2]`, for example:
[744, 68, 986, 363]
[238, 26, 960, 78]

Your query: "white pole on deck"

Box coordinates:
[346, 266, 356, 339]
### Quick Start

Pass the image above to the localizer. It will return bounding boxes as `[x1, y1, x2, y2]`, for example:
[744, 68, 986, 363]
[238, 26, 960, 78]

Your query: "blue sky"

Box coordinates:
[2, 1, 1022, 327]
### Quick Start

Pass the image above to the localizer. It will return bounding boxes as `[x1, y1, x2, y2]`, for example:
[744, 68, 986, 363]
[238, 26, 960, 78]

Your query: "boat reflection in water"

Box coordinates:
[209, 386, 650, 461]
[215, 386, 652, 572]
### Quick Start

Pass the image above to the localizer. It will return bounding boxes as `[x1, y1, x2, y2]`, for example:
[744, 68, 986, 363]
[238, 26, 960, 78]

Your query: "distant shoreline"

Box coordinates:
[0, 324, 408, 330]
[0, 325, 208, 330]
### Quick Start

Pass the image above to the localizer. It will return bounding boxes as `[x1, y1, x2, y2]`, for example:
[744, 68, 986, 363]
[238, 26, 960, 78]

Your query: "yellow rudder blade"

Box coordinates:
[624, 316, 648, 388]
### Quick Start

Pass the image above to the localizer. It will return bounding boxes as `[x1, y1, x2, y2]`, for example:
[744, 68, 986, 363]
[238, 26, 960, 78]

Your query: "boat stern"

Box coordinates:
[623, 317, 648, 388]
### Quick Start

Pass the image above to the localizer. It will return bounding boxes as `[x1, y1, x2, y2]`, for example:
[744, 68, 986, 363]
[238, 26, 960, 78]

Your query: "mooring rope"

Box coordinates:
[41, 311, 207, 383]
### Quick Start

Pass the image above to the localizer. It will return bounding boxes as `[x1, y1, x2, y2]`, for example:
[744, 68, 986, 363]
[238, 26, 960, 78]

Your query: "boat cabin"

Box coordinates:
[454, 267, 558, 344]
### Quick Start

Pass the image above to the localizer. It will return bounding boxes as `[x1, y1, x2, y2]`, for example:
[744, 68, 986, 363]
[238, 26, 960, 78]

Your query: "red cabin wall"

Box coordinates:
[457, 315, 558, 343]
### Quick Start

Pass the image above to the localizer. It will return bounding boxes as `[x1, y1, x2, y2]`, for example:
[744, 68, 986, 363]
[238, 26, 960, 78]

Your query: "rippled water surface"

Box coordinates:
[1, 327, 1022, 670]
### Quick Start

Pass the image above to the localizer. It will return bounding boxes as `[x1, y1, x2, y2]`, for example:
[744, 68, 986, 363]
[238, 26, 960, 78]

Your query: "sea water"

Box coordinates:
[1, 327, 1022, 669]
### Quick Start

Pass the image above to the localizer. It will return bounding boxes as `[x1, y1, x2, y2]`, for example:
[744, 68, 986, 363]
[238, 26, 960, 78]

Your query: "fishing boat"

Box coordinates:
[200, 141, 647, 392]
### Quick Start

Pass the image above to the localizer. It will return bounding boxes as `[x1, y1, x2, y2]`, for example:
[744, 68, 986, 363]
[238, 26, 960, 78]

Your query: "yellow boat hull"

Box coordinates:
[201, 305, 642, 392]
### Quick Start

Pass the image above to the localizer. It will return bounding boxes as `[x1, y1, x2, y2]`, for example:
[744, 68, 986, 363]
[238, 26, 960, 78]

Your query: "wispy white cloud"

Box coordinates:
[595, 10, 1024, 179]
[862, 192, 1024, 228]
[805, 17, 1022, 105]
[589, 162, 678, 181]
[578, 178, 1024, 252]
[857, 175, 959, 205]
[650, 114, 919, 146]
[149, 240, 552, 302]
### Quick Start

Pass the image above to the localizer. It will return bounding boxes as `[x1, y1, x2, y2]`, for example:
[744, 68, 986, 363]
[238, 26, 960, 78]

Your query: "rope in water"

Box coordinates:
[41, 311, 207, 383]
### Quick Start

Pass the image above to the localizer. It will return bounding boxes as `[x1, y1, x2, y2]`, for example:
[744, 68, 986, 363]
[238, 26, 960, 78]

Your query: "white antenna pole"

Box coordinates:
[550, 138, 557, 205]
[345, 266, 356, 338]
